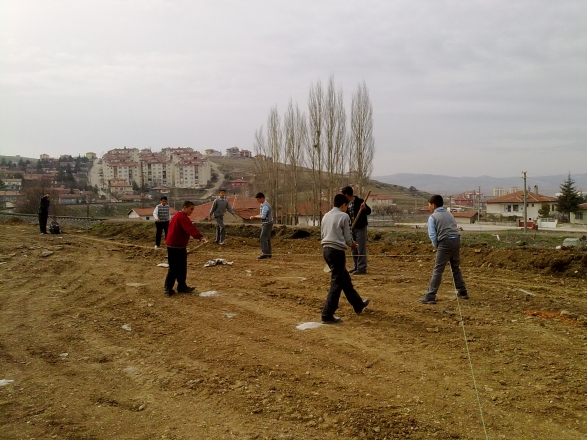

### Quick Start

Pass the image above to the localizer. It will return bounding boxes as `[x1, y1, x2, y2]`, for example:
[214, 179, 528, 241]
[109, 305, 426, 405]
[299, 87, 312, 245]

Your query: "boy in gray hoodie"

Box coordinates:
[209, 189, 234, 245]
[320, 194, 370, 324]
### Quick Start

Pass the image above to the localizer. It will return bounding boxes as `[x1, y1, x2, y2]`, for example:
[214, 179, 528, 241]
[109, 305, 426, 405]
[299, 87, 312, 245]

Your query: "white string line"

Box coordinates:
[450, 264, 489, 440]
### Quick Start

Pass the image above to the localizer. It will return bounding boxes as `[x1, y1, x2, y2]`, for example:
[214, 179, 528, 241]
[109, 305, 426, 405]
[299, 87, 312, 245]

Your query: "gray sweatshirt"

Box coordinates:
[321, 207, 353, 251]
[209, 197, 234, 217]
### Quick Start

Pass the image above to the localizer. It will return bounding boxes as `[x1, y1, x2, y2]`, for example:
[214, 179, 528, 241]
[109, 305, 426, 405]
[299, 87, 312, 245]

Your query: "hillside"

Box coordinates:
[211, 158, 431, 211]
[374, 173, 587, 196]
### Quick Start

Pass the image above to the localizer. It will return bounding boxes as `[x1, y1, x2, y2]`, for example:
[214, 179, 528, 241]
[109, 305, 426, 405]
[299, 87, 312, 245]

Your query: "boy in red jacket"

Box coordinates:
[164, 201, 208, 296]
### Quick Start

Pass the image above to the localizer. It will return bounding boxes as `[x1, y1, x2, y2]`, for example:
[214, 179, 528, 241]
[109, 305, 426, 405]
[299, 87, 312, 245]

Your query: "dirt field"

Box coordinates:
[1, 220, 586, 440]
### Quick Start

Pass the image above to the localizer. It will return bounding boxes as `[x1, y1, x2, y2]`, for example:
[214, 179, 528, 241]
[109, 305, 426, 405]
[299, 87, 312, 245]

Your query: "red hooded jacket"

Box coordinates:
[165, 211, 203, 248]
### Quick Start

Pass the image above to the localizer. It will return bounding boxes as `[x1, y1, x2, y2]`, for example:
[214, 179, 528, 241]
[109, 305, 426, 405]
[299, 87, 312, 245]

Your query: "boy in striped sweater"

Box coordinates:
[153, 196, 171, 249]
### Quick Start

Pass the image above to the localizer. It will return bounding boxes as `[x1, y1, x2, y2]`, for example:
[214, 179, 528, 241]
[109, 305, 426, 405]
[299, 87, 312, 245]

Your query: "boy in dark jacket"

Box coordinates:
[341, 186, 371, 275]
[420, 195, 469, 304]
[164, 201, 208, 296]
[38, 193, 50, 234]
[49, 217, 61, 234]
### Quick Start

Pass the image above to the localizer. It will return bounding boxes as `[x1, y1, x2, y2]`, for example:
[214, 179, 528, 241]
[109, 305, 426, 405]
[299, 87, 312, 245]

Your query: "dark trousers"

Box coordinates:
[321, 247, 364, 319]
[38, 212, 49, 234]
[260, 222, 273, 255]
[155, 221, 169, 247]
[426, 237, 467, 297]
[165, 247, 188, 291]
[351, 227, 368, 271]
[214, 216, 226, 243]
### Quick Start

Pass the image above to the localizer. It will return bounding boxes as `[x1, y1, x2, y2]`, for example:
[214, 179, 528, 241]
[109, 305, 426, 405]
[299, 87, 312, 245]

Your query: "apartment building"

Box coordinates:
[102, 147, 211, 189]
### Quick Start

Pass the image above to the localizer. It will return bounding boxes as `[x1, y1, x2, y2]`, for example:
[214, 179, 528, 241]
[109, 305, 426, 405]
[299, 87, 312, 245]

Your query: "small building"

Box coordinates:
[485, 191, 557, 223]
[2, 178, 22, 190]
[151, 185, 170, 195]
[229, 179, 248, 190]
[452, 212, 478, 224]
[294, 201, 331, 226]
[127, 207, 178, 221]
[204, 149, 223, 157]
[571, 203, 587, 225]
[370, 194, 394, 208]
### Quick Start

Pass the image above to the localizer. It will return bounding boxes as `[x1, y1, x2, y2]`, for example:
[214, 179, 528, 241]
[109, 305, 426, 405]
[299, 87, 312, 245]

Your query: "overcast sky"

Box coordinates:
[1, 0, 585, 178]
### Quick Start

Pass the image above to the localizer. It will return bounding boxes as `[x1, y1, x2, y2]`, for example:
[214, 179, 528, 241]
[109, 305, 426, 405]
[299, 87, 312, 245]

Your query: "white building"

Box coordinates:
[486, 191, 557, 222]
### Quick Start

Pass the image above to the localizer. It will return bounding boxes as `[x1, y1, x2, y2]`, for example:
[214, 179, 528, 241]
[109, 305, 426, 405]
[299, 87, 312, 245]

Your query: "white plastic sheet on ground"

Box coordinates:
[296, 322, 322, 330]
[0, 379, 15, 386]
[204, 258, 233, 267]
[199, 290, 218, 297]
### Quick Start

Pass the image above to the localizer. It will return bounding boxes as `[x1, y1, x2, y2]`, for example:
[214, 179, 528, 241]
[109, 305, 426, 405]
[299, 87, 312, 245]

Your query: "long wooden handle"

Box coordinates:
[351, 190, 371, 229]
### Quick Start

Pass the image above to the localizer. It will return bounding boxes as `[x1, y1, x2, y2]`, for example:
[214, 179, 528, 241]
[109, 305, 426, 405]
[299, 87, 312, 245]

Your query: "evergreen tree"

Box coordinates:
[557, 173, 581, 216]
[0, 178, 5, 190]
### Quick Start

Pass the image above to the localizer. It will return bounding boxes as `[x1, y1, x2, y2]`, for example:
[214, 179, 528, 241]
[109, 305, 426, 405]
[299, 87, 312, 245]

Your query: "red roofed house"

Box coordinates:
[486, 191, 557, 224]
[370, 194, 394, 208]
[185, 195, 260, 223]
[229, 179, 248, 190]
[128, 207, 178, 221]
[452, 212, 478, 224]
[294, 200, 331, 226]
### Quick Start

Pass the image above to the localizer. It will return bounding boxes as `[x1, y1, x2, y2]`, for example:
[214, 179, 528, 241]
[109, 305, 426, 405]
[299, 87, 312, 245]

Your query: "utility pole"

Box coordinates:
[522, 171, 527, 234]
[478, 186, 481, 224]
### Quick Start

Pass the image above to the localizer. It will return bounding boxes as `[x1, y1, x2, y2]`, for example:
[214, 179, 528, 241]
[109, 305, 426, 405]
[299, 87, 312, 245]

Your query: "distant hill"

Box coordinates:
[373, 173, 587, 196]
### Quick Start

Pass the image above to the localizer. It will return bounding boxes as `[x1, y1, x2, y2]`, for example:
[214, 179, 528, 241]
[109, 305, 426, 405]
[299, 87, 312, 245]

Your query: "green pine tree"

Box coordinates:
[557, 173, 581, 216]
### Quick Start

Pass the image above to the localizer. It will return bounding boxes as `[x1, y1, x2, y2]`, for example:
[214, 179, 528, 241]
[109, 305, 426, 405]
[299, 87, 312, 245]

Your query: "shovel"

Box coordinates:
[324, 191, 371, 273]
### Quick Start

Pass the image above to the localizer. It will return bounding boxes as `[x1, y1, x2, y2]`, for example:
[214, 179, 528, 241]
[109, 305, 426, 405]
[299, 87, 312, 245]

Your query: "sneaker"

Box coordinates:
[164, 289, 175, 296]
[154, 245, 159, 250]
[352, 270, 367, 275]
[457, 292, 469, 300]
[419, 296, 436, 305]
[218, 241, 225, 245]
[321, 316, 342, 324]
[177, 286, 196, 293]
[258, 254, 271, 259]
[355, 298, 371, 315]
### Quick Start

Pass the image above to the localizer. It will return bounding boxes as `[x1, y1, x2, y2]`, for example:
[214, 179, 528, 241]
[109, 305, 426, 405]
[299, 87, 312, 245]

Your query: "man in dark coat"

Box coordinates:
[341, 186, 371, 275]
[38, 193, 50, 234]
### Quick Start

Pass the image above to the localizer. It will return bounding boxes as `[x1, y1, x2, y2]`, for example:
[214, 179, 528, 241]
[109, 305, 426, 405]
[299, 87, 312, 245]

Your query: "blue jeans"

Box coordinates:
[426, 237, 467, 298]
[321, 247, 364, 319]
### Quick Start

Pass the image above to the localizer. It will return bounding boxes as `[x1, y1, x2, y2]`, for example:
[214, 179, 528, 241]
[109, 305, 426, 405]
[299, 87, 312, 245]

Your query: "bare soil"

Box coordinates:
[1, 220, 586, 440]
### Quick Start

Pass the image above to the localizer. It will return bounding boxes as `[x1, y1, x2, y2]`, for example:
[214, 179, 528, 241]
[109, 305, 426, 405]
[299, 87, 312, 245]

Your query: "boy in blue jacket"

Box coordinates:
[420, 195, 469, 304]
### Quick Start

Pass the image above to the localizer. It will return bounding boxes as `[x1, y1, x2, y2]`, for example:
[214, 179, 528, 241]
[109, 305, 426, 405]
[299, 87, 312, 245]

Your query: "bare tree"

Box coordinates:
[307, 80, 324, 225]
[323, 76, 349, 203]
[253, 107, 282, 222]
[350, 81, 375, 195]
[283, 100, 308, 225]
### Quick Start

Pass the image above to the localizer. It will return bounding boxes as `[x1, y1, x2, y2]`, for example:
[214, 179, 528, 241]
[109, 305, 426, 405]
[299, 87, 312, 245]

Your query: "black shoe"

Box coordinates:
[321, 317, 342, 324]
[419, 296, 436, 304]
[355, 298, 371, 315]
[457, 292, 469, 300]
[258, 254, 271, 259]
[177, 286, 196, 293]
[164, 289, 175, 296]
[352, 270, 367, 275]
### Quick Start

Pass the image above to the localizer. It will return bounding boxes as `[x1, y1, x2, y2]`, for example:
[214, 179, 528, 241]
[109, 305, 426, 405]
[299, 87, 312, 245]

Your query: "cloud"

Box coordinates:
[0, 0, 585, 178]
